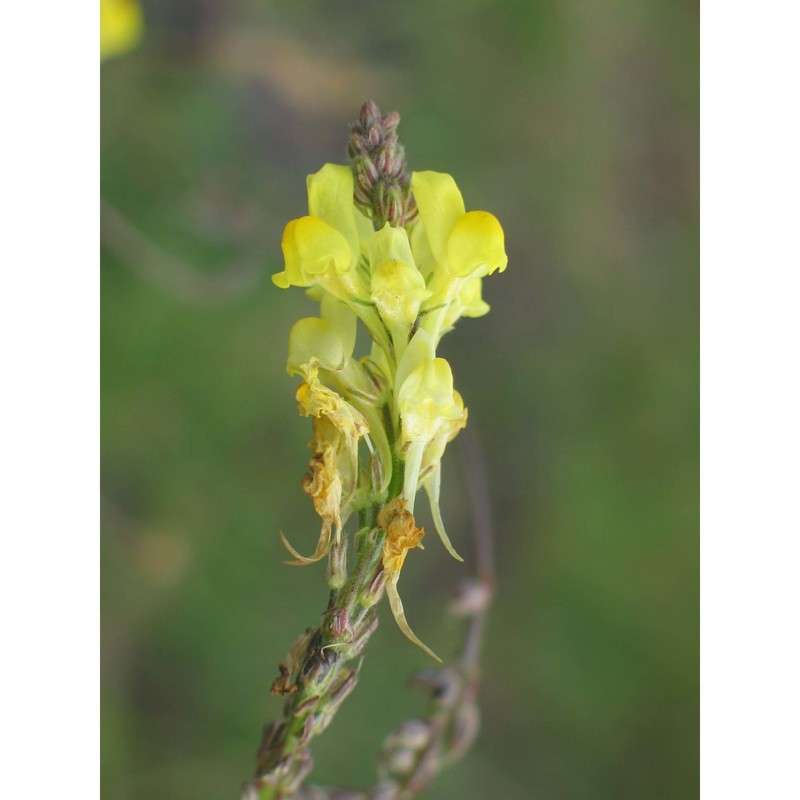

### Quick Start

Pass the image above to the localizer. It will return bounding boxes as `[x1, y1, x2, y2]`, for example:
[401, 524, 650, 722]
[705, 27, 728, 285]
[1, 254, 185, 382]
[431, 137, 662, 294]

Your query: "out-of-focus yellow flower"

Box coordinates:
[378, 498, 441, 662]
[100, 0, 143, 61]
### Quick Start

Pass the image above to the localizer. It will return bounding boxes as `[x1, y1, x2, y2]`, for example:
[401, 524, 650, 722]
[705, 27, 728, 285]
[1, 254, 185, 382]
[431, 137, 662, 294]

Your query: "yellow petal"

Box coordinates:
[458, 277, 491, 318]
[439, 276, 491, 332]
[398, 358, 463, 443]
[354, 206, 376, 255]
[280, 527, 331, 565]
[272, 271, 291, 289]
[287, 318, 346, 375]
[307, 164, 361, 268]
[320, 294, 357, 363]
[395, 329, 435, 401]
[411, 171, 465, 266]
[386, 573, 442, 662]
[277, 216, 352, 288]
[371, 260, 431, 328]
[445, 210, 508, 278]
[296, 368, 369, 474]
[423, 462, 463, 562]
[409, 216, 438, 279]
[378, 498, 442, 662]
[305, 285, 325, 301]
[368, 223, 415, 271]
[357, 405, 392, 496]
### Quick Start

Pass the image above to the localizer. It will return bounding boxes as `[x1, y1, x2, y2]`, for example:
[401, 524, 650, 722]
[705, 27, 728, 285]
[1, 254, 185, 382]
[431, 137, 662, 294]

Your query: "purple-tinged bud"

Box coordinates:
[351, 611, 379, 653]
[362, 156, 380, 185]
[360, 100, 380, 128]
[354, 185, 372, 208]
[360, 569, 387, 608]
[348, 101, 417, 228]
[377, 148, 392, 174]
[325, 607, 352, 642]
[327, 541, 347, 590]
[294, 694, 321, 717]
[382, 111, 400, 131]
[324, 666, 360, 710]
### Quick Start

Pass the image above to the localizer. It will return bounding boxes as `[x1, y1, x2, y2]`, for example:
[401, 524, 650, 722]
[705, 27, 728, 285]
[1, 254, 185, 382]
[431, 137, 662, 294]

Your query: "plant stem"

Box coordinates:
[243, 511, 388, 800]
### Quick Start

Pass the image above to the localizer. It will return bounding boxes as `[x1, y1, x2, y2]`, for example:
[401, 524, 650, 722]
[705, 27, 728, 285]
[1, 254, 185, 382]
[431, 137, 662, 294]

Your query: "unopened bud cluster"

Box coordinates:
[348, 101, 417, 228]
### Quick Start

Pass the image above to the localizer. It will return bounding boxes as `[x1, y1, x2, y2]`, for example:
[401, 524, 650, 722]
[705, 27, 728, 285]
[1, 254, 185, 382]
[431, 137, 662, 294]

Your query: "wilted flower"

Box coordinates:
[378, 499, 441, 662]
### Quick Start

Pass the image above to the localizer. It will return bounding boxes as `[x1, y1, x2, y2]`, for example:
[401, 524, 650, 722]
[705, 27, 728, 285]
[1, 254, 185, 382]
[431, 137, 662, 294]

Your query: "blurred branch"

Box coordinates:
[101, 196, 261, 306]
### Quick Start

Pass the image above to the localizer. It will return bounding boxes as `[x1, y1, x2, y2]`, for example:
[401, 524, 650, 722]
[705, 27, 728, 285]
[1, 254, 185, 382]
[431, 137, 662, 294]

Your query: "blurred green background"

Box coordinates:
[101, 1, 698, 798]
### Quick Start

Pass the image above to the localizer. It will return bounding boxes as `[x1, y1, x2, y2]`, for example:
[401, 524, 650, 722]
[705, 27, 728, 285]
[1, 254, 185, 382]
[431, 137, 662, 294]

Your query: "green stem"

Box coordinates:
[244, 505, 390, 800]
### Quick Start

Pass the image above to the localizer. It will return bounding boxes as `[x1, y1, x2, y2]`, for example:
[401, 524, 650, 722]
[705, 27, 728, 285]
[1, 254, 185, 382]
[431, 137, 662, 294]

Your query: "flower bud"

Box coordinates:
[326, 540, 347, 590]
[359, 569, 387, 608]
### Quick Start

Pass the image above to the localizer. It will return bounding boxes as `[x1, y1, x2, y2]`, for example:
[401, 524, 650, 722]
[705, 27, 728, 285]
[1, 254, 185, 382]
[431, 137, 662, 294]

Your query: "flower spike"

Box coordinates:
[273, 104, 507, 656]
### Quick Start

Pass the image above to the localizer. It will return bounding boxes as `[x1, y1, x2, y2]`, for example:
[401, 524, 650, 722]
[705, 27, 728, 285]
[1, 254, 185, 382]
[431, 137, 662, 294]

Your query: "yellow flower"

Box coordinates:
[411, 171, 507, 279]
[100, 0, 143, 61]
[397, 357, 462, 444]
[407, 171, 506, 342]
[392, 330, 466, 561]
[369, 224, 431, 331]
[378, 498, 441, 662]
[273, 165, 372, 300]
[275, 216, 352, 289]
[287, 295, 357, 376]
[396, 331, 463, 448]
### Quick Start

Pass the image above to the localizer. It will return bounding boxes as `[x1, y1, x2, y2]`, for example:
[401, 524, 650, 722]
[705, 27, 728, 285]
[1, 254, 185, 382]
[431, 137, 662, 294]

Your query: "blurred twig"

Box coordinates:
[101, 196, 261, 306]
